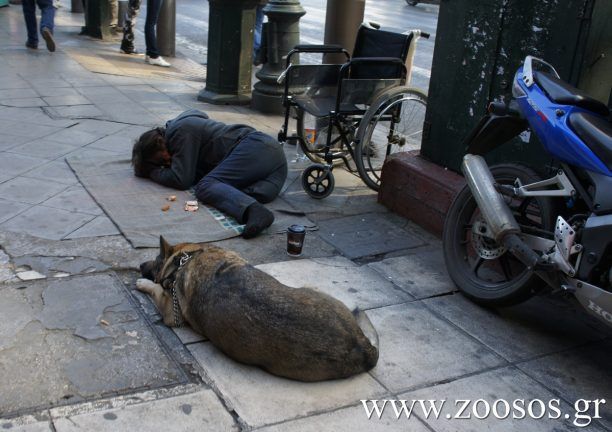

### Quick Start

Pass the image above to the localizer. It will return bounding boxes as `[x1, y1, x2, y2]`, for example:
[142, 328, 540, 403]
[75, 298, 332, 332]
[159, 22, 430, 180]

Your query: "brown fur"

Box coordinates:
[137, 237, 379, 382]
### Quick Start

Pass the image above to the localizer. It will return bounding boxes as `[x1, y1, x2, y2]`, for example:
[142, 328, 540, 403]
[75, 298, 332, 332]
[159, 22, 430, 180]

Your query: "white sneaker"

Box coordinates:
[146, 55, 171, 67]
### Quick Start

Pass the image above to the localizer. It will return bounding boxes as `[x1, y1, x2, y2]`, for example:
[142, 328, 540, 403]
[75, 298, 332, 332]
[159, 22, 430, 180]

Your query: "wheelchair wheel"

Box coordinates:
[354, 86, 427, 191]
[301, 164, 335, 199]
[296, 108, 350, 167]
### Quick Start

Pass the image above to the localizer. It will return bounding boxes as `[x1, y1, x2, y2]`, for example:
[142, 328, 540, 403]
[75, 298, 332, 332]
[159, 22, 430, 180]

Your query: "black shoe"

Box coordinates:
[242, 203, 274, 239]
[25, 41, 38, 50]
[41, 27, 55, 52]
[120, 46, 140, 55]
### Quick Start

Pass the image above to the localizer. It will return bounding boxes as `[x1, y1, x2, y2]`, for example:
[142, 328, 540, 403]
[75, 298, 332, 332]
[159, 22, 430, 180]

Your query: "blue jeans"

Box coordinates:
[144, 0, 163, 57]
[22, 0, 55, 46]
[253, 4, 264, 60]
[194, 132, 288, 223]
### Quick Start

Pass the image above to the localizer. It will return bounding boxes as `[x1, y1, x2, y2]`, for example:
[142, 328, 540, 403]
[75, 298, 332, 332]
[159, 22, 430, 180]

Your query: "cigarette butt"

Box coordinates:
[167, 195, 177, 202]
[100, 319, 110, 326]
[161, 204, 170, 212]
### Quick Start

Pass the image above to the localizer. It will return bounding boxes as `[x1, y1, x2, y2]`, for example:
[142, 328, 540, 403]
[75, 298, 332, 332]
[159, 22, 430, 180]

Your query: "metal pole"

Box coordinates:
[71, 0, 84, 13]
[251, 0, 306, 114]
[323, 0, 365, 63]
[157, 0, 176, 57]
[117, 0, 127, 27]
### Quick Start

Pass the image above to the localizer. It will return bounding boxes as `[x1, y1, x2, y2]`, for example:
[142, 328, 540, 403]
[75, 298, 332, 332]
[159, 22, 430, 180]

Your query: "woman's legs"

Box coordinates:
[144, 0, 163, 58]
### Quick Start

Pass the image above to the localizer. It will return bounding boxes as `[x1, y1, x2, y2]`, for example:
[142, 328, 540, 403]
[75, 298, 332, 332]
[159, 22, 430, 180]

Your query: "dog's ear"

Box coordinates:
[159, 235, 173, 259]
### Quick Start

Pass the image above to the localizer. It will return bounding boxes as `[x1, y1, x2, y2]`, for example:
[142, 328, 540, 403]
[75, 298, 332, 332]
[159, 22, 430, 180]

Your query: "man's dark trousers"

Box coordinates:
[194, 132, 287, 223]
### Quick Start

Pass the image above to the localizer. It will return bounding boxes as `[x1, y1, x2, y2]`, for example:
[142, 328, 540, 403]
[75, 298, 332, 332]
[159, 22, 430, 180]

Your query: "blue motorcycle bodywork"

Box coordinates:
[514, 65, 612, 177]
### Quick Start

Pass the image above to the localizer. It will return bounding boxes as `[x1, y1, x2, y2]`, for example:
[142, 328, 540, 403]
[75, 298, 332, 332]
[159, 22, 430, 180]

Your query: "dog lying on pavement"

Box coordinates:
[136, 236, 379, 382]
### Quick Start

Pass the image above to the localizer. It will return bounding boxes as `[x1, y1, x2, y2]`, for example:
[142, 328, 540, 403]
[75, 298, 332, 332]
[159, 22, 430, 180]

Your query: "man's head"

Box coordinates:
[132, 127, 171, 177]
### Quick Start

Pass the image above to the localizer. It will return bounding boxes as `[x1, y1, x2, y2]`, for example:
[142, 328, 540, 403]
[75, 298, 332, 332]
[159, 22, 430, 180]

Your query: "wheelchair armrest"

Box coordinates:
[293, 44, 345, 53]
[286, 45, 351, 67]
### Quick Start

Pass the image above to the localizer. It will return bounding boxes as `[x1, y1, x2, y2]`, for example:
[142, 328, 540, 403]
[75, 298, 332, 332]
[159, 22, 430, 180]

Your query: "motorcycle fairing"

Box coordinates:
[585, 170, 612, 215]
[568, 277, 612, 326]
[464, 113, 527, 155]
[514, 65, 612, 177]
[577, 213, 612, 281]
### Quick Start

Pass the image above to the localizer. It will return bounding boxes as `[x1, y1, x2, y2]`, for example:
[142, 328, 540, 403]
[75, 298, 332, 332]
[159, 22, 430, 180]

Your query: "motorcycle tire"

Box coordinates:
[443, 164, 556, 306]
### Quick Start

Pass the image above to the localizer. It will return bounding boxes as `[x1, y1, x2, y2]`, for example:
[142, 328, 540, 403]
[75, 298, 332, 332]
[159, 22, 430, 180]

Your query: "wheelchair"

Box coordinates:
[278, 23, 430, 198]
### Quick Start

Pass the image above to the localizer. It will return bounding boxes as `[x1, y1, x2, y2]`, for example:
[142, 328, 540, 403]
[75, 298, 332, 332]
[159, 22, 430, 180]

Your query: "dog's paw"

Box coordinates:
[135, 278, 155, 293]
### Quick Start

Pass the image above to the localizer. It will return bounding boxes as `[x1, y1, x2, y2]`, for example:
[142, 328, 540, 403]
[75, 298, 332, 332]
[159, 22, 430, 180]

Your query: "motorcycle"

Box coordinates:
[443, 55, 612, 328]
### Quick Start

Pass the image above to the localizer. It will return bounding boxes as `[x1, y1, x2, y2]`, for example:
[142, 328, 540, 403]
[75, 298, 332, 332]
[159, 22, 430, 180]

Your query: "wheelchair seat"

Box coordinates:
[292, 96, 363, 118]
[568, 112, 612, 171]
[535, 72, 610, 117]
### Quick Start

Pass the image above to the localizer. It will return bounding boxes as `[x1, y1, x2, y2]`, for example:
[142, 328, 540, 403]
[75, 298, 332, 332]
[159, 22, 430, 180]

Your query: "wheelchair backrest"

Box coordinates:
[351, 25, 413, 80]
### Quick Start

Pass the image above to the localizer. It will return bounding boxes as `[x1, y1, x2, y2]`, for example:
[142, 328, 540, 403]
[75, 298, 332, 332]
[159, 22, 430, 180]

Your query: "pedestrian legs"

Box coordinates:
[121, 0, 140, 53]
[37, 0, 55, 33]
[144, 0, 163, 58]
[22, 0, 55, 50]
[21, 0, 39, 47]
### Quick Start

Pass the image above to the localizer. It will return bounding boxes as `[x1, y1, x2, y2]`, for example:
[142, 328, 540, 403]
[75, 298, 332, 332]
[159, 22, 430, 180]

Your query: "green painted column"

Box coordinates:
[421, 0, 600, 174]
[251, 0, 306, 114]
[80, 0, 112, 39]
[578, 0, 612, 107]
[198, 0, 259, 105]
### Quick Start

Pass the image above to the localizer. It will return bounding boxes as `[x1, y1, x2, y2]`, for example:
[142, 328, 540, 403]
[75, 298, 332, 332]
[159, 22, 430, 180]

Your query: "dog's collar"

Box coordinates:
[160, 250, 201, 289]
[161, 249, 202, 327]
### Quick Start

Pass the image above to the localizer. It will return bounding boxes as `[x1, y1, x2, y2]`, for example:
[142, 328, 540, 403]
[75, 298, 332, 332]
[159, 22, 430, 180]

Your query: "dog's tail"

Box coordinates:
[353, 308, 379, 370]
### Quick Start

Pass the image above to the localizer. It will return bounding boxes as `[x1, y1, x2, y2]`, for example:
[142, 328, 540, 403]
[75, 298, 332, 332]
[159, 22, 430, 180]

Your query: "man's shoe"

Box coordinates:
[146, 56, 171, 67]
[242, 202, 274, 239]
[41, 28, 55, 52]
[25, 41, 38, 50]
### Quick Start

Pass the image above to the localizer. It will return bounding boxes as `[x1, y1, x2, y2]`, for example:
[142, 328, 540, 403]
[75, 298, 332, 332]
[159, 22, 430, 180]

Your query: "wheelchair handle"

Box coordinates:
[420, 31, 430, 39]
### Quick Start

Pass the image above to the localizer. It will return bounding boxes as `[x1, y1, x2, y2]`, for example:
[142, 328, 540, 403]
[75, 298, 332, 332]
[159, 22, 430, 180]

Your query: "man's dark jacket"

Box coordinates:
[150, 109, 256, 190]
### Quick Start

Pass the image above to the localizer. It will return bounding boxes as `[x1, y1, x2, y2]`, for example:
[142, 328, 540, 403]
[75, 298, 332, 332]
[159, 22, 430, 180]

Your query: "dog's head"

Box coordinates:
[140, 236, 175, 282]
[140, 236, 205, 283]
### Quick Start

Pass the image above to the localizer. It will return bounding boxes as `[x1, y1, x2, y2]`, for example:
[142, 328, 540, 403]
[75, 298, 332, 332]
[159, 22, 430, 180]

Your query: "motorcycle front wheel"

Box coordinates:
[443, 164, 556, 306]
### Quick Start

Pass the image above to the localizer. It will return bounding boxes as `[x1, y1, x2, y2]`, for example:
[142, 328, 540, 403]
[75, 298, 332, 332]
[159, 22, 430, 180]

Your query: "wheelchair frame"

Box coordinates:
[278, 26, 430, 198]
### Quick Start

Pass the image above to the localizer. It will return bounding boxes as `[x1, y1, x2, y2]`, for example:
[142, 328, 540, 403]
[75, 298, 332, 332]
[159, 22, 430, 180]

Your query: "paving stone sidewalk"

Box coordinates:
[1, 3, 610, 432]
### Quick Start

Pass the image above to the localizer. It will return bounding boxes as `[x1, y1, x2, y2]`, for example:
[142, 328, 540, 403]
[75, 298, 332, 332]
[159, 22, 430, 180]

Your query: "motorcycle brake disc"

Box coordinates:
[471, 218, 508, 259]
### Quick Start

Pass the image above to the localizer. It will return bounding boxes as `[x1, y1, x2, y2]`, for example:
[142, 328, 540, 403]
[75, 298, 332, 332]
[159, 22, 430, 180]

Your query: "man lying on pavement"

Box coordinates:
[131, 109, 288, 238]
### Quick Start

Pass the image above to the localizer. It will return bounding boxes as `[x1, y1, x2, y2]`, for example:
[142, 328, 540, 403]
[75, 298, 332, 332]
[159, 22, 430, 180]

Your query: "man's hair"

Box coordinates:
[132, 128, 166, 177]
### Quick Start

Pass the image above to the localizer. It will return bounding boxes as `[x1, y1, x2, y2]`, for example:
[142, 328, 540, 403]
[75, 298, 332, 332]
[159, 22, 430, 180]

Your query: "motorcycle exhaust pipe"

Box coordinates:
[462, 154, 520, 241]
[462, 154, 540, 269]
